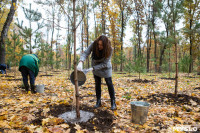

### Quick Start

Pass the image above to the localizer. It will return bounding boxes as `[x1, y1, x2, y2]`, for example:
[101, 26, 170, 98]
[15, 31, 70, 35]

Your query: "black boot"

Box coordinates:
[24, 84, 29, 92]
[105, 77, 117, 110]
[31, 84, 37, 94]
[111, 99, 117, 110]
[94, 98, 101, 108]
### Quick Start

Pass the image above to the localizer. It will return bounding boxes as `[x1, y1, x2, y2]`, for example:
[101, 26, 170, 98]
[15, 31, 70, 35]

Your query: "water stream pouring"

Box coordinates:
[70, 69, 91, 86]
[58, 110, 94, 123]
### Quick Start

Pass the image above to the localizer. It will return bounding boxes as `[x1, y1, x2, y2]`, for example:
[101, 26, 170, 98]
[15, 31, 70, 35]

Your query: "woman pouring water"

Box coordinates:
[77, 35, 117, 110]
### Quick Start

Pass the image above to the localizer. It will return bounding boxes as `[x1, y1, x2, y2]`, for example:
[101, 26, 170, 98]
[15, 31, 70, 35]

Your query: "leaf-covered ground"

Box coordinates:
[0, 69, 199, 133]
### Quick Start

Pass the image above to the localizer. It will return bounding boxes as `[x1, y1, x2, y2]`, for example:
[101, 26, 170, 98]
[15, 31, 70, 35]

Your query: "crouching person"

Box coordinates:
[0, 64, 9, 74]
[19, 54, 40, 93]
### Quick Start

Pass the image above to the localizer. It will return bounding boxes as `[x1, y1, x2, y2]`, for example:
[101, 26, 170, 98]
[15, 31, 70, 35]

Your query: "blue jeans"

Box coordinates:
[94, 75, 115, 100]
[20, 66, 35, 86]
[0, 70, 6, 74]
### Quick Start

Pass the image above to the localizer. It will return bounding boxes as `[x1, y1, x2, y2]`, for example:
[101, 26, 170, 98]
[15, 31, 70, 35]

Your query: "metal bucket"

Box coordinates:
[130, 101, 150, 124]
[70, 69, 90, 86]
[36, 84, 45, 93]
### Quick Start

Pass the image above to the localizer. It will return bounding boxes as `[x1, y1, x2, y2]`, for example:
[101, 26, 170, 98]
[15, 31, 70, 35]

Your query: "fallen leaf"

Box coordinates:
[74, 124, 81, 130]
[48, 126, 64, 133]
[42, 117, 64, 126]
[0, 121, 11, 128]
[60, 123, 69, 128]
[114, 111, 118, 116]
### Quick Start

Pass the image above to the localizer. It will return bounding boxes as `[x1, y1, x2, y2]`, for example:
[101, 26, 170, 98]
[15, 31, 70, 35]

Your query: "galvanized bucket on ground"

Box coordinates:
[70, 69, 90, 86]
[36, 84, 45, 93]
[130, 101, 150, 124]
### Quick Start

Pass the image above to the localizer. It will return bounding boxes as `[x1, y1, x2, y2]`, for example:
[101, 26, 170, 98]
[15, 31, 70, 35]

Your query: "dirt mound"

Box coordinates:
[127, 79, 156, 83]
[3, 78, 21, 81]
[39, 74, 54, 77]
[31, 104, 115, 132]
[194, 87, 200, 90]
[160, 77, 175, 80]
[137, 93, 200, 106]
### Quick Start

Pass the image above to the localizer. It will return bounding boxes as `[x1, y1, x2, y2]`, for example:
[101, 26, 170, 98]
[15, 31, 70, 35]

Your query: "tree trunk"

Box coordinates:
[147, 46, 149, 72]
[73, 0, 80, 118]
[146, 2, 151, 73]
[93, 1, 97, 38]
[46, 26, 49, 74]
[147, 32, 151, 73]
[55, 39, 59, 68]
[159, 23, 169, 73]
[101, 0, 105, 34]
[120, 1, 124, 72]
[113, 44, 118, 72]
[0, 0, 17, 64]
[173, 0, 178, 96]
[189, 18, 193, 73]
[81, 22, 84, 53]
[14, 34, 16, 78]
[158, 44, 167, 73]
[134, 45, 137, 59]
[86, 4, 89, 68]
[153, 28, 157, 72]
[29, 21, 32, 54]
[56, 13, 61, 69]
[51, 7, 55, 69]
[67, 17, 71, 70]
[168, 47, 171, 78]
[137, 16, 141, 57]
[152, 1, 157, 72]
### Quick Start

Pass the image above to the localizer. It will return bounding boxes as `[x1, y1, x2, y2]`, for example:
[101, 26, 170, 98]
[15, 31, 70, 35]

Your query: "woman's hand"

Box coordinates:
[77, 61, 83, 71]
[88, 67, 93, 72]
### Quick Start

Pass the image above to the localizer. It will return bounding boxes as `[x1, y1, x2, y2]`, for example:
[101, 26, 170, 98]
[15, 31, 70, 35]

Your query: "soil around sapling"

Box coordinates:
[52, 70, 61, 72]
[184, 76, 198, 78]
[39, 74, 54, 77]
[137, 93, 200, 106]
[127, 79, 156, 84]
[51, 71, 62, 74]
[160, 77, 175, 80]
[4, 75, 15, 78]
[3, 78, 22, 81]
[124, 75, 137, 77]
[115, 72, 127, 74]
[51, 72, 61, 74]
[194, 87, 200, 90]
[147, 75, 157, 76]
[31, 104, 115, 132]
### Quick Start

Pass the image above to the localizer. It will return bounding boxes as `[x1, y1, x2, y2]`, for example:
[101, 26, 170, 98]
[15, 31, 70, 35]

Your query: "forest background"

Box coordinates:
[0, 0, 200, 75]
[0, 0, 200, 132]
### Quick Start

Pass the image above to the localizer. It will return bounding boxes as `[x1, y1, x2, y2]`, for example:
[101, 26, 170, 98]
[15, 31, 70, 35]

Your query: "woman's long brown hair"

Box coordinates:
[92, 35, 111, 59]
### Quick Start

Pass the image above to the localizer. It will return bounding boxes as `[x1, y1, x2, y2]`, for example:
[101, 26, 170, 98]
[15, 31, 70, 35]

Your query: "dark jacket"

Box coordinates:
[19, 54, 40, 77]
[0, 64, 7, 70]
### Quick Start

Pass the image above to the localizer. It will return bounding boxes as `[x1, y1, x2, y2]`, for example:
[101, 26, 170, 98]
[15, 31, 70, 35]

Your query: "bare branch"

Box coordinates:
[74, 4, 86, 30]
[41, 17, 71, 30]
[57, 2, 73, 26]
